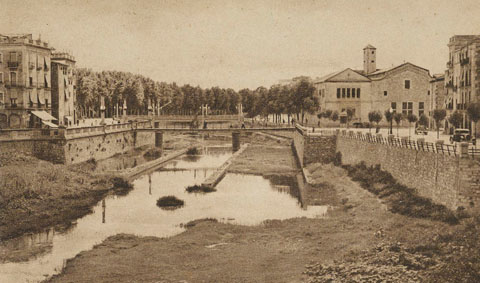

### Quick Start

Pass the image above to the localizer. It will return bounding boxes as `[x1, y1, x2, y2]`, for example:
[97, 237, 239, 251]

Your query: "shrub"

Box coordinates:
[185, 184, 216, 193]
[156, 196, 184, 209]
[333, 152, 342, 166]
[186, 147, 199, 155]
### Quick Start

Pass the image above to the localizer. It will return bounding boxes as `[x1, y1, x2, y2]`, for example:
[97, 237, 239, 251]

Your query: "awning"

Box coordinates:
[42, 121, 58, 128]
[31, 110, 57, 121]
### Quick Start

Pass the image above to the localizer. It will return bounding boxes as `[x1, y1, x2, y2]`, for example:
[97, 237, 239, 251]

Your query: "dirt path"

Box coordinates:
[46, 146, 451, 283]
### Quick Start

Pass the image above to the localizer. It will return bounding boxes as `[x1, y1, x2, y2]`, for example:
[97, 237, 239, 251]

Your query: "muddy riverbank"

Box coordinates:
[46, 161, 458, 283]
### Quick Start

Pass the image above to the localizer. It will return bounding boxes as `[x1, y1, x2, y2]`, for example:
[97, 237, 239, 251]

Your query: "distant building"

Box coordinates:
[429, 74, 445, 128]
[444, 35, 480, 134]
[0, 34, 54, 128]
[51, 52, 76, 126]
[314, 45, 432, 125]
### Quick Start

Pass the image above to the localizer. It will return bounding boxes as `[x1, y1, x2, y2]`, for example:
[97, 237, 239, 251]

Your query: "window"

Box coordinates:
[403, 102, 413, 115]
[9, 52, 17, 62]
[44, 76, 48, 88]
[0, 72, 3, 83]
[391, 102, 397, 112]
[404, 80, 410, 89]
[10, 72, 16, 86]
[45, 99, 49, 108]
[0, 53, 2, 63]
[402, 102, 407, 114]
[352, 88, 356, 98]
[408, 102, 413, 115]
[357, 88, 360, 98]
[419, 102, 424, 116]
[10, 98, 17, 107]
[337, 88, 340, 98]
[347, 88, 350, 98]
[372, 51, 374, 54]
[29, 77, 33, 87]
[342, 88, 346, 98]
[384, 91, 387, 96]
[0, 92, 4, 105]
[371, 60, 374, 63]
[427, 90, 430, 96]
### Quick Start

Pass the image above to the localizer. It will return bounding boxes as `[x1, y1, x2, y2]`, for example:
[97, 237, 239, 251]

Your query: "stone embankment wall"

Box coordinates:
[293, 127, 480, 210]
[337, 136, 480, 209]
[0, 128, 154, 164]
[293, 125, 336, 166]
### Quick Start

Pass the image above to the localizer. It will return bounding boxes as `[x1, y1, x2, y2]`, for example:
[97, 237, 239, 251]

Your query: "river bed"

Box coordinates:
[0, 146, 327, 283]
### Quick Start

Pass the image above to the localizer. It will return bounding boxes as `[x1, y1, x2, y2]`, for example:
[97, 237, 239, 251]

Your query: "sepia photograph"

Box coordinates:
[0, 0, 480, 282]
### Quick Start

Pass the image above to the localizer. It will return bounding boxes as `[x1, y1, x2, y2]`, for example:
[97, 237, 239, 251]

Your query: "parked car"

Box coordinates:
[450, 128, 476, 144]
[415, 126, 428, 135]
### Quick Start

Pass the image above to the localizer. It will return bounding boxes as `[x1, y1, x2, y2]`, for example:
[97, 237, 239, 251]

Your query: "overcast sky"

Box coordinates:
[1, 0, 479, 90]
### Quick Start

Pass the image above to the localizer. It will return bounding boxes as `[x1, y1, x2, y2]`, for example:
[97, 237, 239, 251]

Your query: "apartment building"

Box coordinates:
[0, 34, 54, 128]
[444, 35, 480, 134]
[51, 52, 76, 126]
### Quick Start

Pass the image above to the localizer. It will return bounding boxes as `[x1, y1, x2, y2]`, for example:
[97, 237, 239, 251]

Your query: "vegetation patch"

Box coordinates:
[143, 148, 163, 161]
[341, 162, 459, 224]
[185, 184, 216, 193]
[186, 147, 199, 155]
[111, 176, 134, 196]
[156, 196, 185, 209]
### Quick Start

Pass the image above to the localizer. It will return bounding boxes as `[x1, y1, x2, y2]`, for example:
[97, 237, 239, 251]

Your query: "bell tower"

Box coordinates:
[363, 44, 376, 74]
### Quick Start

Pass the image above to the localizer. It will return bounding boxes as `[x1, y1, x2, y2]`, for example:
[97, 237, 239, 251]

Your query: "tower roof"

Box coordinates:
[363, 44, 376, 50]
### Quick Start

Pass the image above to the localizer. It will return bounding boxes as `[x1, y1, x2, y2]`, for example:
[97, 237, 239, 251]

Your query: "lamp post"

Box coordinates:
[389, 107, 394, 135]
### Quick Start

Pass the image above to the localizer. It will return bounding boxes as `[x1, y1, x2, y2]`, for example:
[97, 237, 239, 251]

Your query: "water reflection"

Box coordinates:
[0, 148, 328, 283]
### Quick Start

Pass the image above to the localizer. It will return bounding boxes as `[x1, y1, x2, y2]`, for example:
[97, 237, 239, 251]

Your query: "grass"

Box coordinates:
[185, 185, 216, 193]
[186, 147, 199, 155]
[156, 196, 185, 209]
[341, 162, 459, 224]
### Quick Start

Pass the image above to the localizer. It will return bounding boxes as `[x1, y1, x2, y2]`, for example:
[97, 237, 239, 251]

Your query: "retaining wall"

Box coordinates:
[293, 128, 480, 210]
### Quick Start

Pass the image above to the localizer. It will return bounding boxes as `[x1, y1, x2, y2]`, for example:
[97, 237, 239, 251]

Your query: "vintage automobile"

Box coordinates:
[450, 128, 476, 144]
[415, 126, 428, 135]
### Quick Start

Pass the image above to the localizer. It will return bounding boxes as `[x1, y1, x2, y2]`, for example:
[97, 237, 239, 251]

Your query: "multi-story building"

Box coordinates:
[444, 35, 480, 135]
[0, 34, 55, 128]
[429, 74, 445, 128]
[51, 52, 76, 126]
[314, 45, 432, 126]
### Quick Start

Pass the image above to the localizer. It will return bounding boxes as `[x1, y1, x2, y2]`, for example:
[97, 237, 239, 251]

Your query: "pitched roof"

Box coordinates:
[363, 44, 376, 49]
[314, 68, 370, 83]
[367, 62, 430, 77]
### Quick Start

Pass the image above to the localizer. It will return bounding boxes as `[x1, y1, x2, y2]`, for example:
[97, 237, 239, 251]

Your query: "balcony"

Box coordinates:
[36, 66, 42, 71]
[5, 82, 25, 89]
[7, 61, 19, 68]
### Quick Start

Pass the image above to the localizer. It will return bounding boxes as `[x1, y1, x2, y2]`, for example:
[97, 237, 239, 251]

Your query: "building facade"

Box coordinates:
[0, 34, 53, 128]
[429, 74, 445, 128]
[314, 45, 432, 126]
[444, 35, 480, 135]
[51, 52, 76, 126]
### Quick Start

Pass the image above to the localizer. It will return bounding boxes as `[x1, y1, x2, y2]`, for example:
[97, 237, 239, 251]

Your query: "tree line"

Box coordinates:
[74, 69, 319, 122]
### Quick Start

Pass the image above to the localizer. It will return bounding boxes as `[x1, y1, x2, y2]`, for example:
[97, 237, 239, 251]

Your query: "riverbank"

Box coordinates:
[0, 132, 209, 243]
[46, 141, 472, 282]
[45, 165, 452, 283]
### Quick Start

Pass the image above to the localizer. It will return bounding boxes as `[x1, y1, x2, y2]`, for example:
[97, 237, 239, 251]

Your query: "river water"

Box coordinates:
[0, 146, 328, 283]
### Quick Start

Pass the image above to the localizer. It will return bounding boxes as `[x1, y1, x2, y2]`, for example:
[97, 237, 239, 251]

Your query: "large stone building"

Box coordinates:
[51, 52, 76, 126]
[0, 34, 76, 128]
[314, 45, 432, 125]
[444, 35, 480, 135]
[0, 34, 54, 128]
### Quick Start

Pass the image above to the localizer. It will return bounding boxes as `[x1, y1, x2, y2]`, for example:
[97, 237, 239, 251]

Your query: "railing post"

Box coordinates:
[436, 140, 444, 154]
[459, 142, 469, 158]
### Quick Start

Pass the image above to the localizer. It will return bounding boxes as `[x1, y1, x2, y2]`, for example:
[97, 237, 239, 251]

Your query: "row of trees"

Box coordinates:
[75, 69, 319, 121]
